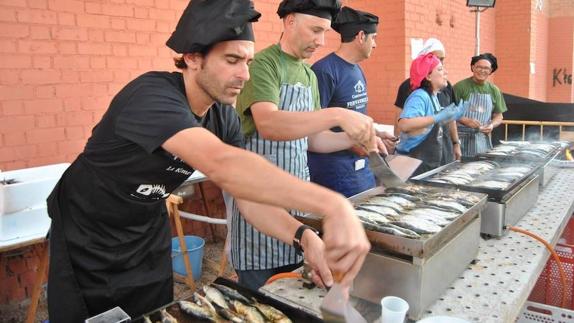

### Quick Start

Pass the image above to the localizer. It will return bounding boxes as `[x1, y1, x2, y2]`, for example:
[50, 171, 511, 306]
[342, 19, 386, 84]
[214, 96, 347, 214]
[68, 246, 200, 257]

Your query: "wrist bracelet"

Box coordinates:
[293, 224, 319, 255]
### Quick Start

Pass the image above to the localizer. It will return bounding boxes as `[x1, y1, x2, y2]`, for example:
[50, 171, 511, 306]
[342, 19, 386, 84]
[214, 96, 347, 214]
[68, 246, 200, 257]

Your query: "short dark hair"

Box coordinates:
[341, 31, 368, 43]
[173, 56, 187, 69]
[420, 78, 433, 95]
[172, 45, 213, 69]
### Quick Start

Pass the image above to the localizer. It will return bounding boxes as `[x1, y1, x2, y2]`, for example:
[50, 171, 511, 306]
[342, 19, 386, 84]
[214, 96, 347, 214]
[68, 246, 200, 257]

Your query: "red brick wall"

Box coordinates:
[403, 0, 496, 95]
[0, 0, 188, 171]
[0, 244, 44, 304]
[551, 0, 574, 17]
[531, 1, 550, 101]
[495, 0, 533, 98]
[342, 0, 406, 124]
[2, 0, 574, 171]
[547, 16, 574, 102]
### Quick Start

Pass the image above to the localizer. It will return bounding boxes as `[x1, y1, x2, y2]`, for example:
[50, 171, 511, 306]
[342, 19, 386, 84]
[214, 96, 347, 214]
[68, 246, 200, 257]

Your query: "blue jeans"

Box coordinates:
[236, 262, 303, 291]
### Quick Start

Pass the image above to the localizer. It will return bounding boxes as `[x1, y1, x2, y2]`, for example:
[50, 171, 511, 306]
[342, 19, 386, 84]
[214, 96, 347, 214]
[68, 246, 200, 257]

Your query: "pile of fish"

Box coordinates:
[425, 160, 534, 190]
[142, 283, 292, 323]
[482, 141, 559, 160]
[354, 184, 482, 239]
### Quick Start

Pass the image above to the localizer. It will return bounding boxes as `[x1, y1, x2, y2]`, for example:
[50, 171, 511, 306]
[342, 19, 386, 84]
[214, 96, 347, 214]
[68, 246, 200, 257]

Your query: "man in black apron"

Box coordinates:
[47, 1, 371, 321]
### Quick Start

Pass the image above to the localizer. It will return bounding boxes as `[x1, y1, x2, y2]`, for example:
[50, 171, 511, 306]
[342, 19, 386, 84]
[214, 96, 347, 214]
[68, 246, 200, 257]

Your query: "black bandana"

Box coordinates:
[471, 53, 498, 73]
[166, 0, 261, 54]
[332, 6, 378, 39]
[277, 0, 341, 21]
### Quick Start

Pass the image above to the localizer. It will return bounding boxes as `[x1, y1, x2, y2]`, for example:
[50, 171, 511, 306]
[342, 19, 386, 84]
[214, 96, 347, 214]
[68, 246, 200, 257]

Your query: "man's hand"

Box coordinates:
[453, 143, 462, 160]
[321, 197, 370, 287]
[459, 117, 481, 129]
[301, 230, 333, 288]
[479, 123, 494, 134]
[338, 109, 376, 150]
[377, 131, 397, 154]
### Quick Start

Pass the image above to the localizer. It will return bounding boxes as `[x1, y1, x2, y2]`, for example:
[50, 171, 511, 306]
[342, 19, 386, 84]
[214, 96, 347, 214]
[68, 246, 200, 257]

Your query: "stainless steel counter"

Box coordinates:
[260, 168, 574, 322]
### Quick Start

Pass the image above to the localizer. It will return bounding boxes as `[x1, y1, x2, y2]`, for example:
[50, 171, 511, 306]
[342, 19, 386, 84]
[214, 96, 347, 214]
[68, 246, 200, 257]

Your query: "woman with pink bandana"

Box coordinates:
[396, 53, 468, 175]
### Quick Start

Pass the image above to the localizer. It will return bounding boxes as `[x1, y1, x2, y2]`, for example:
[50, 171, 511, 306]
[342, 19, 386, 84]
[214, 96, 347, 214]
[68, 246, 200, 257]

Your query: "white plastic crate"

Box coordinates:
[517, 301, 574, 323]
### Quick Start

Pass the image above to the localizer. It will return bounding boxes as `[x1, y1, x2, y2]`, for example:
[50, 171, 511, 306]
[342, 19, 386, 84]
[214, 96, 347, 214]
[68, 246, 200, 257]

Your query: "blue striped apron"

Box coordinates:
[458, 92, 494, 158]
[230, 75, 313, 271]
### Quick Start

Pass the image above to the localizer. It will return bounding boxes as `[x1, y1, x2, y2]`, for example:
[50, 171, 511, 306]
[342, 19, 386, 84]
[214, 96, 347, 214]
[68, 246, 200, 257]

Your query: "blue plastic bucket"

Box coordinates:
[171, 236, 205, 280]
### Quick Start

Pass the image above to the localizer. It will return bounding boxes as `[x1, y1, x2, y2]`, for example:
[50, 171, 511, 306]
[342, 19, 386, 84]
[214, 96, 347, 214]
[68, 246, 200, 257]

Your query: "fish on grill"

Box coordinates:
[362, 198, 404, 213]
[211, 283, 253, 304]
[470, 180, 510, 189]
[461, 160, 499, 171]
[424, 199, 467, 213]
[381, 192, 423, 203]
[376, 195, 417, 209]
[357, 204, 400, 219]
[498, 166, 532, 174]
[431, 175, 472, 185]
[231, 300, 266, 323]
[483, 142, 559, 159]
[368, 222, 421, 239]
[179, 300, 216, 320]
[203, 285, 229, 310]
[406, 210, 451, 226]
[392, 215, 442, 234]
[361, 219, 421, 239]
[177, 284, 293, 323]
[430, 192, 482, 207]
[251, 301, 292, 323]
[385, 184, 428, 196]
[408, 207, 460, 221]
[357, 210, 393, 229]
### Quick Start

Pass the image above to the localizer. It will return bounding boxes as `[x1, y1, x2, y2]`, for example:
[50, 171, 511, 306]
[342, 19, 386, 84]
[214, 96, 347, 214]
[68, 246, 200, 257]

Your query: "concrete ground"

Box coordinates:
[0, 241, 231, 323]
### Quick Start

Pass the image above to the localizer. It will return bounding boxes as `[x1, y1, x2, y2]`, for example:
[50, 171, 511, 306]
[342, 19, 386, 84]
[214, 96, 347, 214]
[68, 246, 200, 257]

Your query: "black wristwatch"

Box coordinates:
[452, 140, 460, 145]
[293, 224, 319, 255]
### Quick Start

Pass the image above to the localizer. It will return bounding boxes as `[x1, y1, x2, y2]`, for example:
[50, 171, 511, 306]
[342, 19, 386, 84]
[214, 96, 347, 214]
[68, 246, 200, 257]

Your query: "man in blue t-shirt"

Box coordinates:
[309, 6, 395, 197]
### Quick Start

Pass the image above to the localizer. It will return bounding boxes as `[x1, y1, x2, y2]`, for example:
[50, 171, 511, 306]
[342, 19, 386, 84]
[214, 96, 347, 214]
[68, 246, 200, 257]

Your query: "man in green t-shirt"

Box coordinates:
[454, 53, 507, 157]
[230, 0, 381, 291]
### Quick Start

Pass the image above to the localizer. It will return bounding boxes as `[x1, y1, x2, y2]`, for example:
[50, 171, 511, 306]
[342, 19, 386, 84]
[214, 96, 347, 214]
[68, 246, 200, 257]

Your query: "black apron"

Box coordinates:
[47, 155, 174, 322]
[407, 93, 453, 176]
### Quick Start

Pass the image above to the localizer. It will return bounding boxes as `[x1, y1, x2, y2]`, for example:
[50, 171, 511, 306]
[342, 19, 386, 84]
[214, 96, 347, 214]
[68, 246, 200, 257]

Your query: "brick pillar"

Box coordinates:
[547, 17, 574, 102]
[495, 0, 533, 98]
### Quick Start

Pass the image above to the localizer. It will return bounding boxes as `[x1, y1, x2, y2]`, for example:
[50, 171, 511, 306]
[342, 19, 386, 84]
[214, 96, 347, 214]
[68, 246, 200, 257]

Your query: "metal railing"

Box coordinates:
[501, 120, 574, 141]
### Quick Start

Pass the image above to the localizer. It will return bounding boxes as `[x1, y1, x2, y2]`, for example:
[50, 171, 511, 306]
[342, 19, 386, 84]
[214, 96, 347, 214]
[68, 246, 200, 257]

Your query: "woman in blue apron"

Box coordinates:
[396, 53, 467, 176]
[454, 53, 507, 158]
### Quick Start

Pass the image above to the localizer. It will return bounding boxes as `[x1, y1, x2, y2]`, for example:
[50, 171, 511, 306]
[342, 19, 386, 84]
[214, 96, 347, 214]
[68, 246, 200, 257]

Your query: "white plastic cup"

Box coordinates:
[381, 296, 409, 323]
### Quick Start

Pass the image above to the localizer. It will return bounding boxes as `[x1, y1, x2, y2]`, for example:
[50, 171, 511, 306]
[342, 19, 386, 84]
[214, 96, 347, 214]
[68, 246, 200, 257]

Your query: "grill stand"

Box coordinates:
[353, 216, 481, 320]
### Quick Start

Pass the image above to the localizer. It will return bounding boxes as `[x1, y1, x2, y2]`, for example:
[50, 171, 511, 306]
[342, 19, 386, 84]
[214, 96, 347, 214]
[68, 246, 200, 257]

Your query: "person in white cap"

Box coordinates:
[393, 38, 461, 162]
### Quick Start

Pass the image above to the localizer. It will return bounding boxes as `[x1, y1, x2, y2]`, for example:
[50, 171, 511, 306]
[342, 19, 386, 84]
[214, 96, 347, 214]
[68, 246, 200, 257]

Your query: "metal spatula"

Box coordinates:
[386, 154, 422, 181]
[368, 151, 405, 188]
[320, 274, 367, 323]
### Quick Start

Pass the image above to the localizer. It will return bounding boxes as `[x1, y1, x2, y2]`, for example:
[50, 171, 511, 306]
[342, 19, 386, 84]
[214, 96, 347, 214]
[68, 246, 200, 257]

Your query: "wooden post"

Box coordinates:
[25, 241, 49, 323]
[218, 238, 228, 277]
[166, 195, 196, 291]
